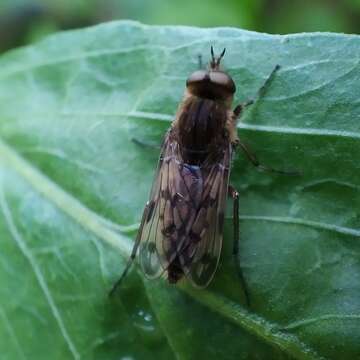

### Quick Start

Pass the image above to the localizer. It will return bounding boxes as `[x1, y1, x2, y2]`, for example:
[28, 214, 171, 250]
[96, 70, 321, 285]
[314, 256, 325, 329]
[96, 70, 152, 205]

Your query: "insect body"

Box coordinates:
[139, 47, 239, 288]
[111, 48, 285, 300]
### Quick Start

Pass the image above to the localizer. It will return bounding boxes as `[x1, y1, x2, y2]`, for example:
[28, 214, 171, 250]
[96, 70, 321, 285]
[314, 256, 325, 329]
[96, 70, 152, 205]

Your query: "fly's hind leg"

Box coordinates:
[109, 202, 149, 297]
[228, 185, 250, 307]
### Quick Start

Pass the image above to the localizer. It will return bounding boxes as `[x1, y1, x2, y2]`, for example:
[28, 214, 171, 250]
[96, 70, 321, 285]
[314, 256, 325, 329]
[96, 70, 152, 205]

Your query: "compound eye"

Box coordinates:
[210, 71, 236, 93]
[186, 70, 209, 86]
[186, 69, 236, 99]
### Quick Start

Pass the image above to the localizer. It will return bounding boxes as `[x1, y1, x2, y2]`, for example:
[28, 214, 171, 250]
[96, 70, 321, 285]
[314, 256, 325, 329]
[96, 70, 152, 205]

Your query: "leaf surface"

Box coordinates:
[0, 21, 359, 360]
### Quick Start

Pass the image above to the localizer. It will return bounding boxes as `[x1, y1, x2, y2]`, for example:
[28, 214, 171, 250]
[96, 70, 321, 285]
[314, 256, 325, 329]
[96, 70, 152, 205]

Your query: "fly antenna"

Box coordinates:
[210, 46, 226, 69]
[210, 45, 216, 68]
[211, 45, 215, 62]
[216, 48, 226, 66]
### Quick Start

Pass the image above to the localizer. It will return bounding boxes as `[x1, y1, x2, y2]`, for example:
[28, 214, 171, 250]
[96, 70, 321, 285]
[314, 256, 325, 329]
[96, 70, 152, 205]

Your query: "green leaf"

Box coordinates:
[0, 20, 359, 360]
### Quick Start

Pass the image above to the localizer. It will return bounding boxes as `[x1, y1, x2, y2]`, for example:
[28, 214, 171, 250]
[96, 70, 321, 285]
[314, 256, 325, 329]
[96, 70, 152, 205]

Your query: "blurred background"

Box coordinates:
[1, 0, 360, 54]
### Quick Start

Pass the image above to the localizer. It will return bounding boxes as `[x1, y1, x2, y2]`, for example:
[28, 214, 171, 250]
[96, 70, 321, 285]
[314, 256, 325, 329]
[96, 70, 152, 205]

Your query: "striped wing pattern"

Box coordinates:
[138, 131, 231, 287]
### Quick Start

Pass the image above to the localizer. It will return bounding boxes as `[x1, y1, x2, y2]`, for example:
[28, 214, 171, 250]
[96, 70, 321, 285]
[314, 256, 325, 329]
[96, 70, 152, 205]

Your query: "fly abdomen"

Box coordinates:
[167, 256, 184, 284]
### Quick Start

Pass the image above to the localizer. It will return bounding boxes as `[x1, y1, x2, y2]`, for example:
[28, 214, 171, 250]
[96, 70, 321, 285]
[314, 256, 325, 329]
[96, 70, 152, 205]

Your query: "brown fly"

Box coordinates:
[110, 47, 296, 304]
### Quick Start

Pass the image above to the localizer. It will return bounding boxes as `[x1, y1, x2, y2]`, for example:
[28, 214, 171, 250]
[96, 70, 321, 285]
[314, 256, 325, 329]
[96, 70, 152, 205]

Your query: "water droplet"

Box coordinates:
[134, 309, 156, 332]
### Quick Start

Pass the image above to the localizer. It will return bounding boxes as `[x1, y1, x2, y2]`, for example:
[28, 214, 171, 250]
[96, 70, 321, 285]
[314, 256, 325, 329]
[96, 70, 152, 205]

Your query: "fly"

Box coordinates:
[110, 47, 297, 305]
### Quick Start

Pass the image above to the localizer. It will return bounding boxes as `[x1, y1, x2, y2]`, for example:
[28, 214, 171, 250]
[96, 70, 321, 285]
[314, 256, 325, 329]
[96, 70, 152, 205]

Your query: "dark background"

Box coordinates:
[1, 0, 359, 54]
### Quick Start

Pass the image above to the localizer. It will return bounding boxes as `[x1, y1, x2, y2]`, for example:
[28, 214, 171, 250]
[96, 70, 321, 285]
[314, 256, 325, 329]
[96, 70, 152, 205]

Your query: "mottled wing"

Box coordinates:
[138, 131, 203, 278]
[179, 144, 232, 288]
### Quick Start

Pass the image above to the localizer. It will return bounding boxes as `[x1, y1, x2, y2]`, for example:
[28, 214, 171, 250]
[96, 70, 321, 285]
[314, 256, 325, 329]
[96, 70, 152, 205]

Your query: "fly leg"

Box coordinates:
[198, 54, 203, 69]
[228, 185, 250, 307]
[252, 64, 281, 103]
[236, 140, 300, 175]
[227, 65, 280, 145]
[229, 64, 299, 175]
[233, 64, 281, 117]
[227, 113, 299, 174]
[109, 202, 150, 297]
[228, 112, 299, 175]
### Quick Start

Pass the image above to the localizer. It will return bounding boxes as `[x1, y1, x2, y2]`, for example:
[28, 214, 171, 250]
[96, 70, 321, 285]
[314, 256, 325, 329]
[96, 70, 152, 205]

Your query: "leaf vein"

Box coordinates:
[0, 306, 26, 360]
[239, 215, 360, 237]
[0, 186, 81, 360]
[280, 314, 360, 330]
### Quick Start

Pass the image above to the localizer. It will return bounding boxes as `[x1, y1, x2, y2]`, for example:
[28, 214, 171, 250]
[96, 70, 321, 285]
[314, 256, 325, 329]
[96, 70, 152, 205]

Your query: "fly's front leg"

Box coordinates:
[254, 64, 281, 101]
[243, 64, 281, 107]
[230, 64, 299, 176]
[231, 64, 281, 124]
[226, 110, 240, 146]
[227, 98, 256, 147]
[228, 185, 250, 307]
[109, 202, 149, 297]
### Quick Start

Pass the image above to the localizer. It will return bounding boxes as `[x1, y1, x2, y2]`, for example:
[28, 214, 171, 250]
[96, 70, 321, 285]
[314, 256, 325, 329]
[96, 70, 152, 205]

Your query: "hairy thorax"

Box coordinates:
[172, 92, 233, 165]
